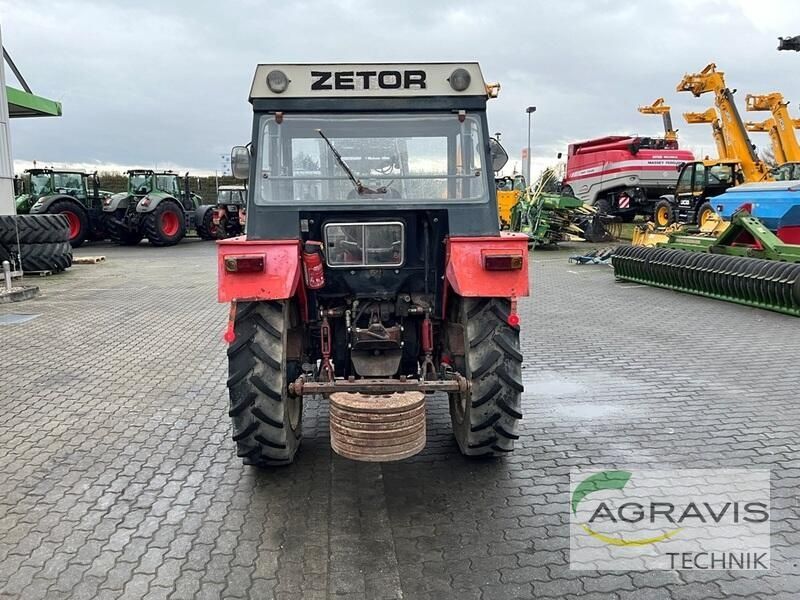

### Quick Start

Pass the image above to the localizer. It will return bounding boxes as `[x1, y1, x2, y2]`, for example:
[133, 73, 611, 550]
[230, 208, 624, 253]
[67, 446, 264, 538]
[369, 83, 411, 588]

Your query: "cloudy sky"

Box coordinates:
[3, 0, 800, 176]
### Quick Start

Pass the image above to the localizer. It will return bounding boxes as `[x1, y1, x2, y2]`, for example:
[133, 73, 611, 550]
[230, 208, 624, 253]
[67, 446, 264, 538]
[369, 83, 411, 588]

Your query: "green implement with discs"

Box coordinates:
[612, 208, 800, 316]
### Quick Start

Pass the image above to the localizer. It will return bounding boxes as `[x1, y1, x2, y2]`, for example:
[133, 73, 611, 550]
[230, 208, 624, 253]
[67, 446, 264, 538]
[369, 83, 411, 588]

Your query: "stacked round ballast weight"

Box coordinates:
[0, 214, 73, 272]
[329, 391, 426, 462]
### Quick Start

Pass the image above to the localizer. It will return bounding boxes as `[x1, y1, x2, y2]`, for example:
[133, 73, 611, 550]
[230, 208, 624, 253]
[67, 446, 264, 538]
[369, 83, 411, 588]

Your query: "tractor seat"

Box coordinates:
[346, 187, 401, 200]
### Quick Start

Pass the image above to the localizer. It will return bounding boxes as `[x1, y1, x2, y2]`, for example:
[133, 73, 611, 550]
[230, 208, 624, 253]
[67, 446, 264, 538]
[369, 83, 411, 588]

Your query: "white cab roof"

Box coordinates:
[249, 63, 488, 99]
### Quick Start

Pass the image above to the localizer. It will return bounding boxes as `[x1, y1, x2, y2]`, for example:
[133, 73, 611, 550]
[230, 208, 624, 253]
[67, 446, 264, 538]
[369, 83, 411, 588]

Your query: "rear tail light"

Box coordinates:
[224, 254, 265, 273]
[508, 298, 520, 327]
[223, 302, 237, 343]
[483, 254, 523, 271]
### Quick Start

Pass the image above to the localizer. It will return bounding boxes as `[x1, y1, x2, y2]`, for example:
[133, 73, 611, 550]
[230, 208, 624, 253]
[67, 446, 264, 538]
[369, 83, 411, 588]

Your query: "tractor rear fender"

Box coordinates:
[217, 237, 302, 304]
[15, 194, 34, 213]
[444, 233, 530, 308]
[29, 194, 85, 215]
[136, 192, 177, 213]
[102, 192, 130, 213]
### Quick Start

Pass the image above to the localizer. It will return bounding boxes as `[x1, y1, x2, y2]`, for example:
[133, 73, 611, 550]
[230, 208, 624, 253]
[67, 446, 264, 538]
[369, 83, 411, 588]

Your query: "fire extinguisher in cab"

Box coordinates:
[302, 242, 326, 289]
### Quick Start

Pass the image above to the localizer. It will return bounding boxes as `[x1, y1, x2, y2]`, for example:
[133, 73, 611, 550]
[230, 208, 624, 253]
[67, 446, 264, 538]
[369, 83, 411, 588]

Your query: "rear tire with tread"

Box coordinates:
[196, 208, 217, 240]
[0, 214, 69, 244]
[227, 301, 302, 467]
[0, 241, 72, 272]
[107, 219, 144, 245]
[597, 197, 612, 216]
[448, 297, 523, 456]
[47, 200, 89, 248]
[143, 200, 185, 247]
[654, 199, 674, 228]
[696, 201, 715, 227]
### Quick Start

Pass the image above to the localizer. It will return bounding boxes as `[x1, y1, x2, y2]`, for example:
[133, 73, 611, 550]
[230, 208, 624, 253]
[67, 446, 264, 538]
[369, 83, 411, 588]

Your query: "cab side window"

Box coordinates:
[675, 165, 694, 194]
[692, 164, 706, 193]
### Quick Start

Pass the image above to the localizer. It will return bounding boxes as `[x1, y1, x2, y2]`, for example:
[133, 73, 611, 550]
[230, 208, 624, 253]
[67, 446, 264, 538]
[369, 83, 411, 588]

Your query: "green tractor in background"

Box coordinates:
[15, 168, 113, 247]
[102, 170, 215, 246]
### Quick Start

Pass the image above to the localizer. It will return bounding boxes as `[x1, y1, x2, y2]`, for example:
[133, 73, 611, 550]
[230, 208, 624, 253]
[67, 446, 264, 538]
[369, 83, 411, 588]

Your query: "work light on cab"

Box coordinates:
[448, 68, 471, 92]
[266, 70, 289, 93]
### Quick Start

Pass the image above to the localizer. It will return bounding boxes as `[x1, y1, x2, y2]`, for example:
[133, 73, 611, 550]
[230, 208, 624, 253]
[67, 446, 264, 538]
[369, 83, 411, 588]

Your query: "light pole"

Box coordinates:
[526, 106, 536, 183]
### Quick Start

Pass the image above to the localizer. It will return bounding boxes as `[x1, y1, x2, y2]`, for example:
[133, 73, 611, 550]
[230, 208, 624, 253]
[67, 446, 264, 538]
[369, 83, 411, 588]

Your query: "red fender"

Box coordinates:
[444, 233, 530, 305]
[217, 237, 302, 303]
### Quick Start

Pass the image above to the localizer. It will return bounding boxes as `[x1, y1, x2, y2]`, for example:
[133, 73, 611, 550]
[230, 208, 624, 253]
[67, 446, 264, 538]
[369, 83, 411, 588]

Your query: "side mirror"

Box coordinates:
[556, 152, 562, 159]
[489, 138, 509, 173]
[231, 146, 251, 180]
[13, 175, 21, 196]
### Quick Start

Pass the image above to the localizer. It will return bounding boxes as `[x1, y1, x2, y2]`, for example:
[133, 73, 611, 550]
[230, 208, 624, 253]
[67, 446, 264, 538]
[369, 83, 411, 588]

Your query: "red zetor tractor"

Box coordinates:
[218, 63, 529, 466]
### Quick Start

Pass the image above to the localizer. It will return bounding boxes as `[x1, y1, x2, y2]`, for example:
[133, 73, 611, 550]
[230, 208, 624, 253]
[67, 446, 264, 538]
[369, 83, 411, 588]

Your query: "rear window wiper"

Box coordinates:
[316, 129, 386, 195]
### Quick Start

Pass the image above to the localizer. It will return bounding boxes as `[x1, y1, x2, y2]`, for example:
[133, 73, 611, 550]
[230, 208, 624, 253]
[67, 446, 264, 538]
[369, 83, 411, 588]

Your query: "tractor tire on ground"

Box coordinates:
[697, 201, 715, 227]
[107, 220, 144, 246]
[47, 200, 89, 248]
[216, 216, 228, 240]
[597, 197, 612, 216]
[0, 214, 69, 244]
[0, 241, 72, 272]
[448, 297, 523, 457]
[227, 300, 303, 467]
[143, 200, 185, 247]
[654, 199, 674, 228]
[196, 208, 217, 241]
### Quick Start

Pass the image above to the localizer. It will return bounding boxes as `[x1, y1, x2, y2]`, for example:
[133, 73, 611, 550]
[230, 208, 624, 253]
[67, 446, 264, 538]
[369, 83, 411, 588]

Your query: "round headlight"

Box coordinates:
[448, 68, 471, 92]
[266, 70, 289, 93]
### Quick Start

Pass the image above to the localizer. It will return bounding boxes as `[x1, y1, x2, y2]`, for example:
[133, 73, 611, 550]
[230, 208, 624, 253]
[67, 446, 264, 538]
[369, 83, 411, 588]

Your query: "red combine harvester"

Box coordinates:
[562, 136, 695, 221]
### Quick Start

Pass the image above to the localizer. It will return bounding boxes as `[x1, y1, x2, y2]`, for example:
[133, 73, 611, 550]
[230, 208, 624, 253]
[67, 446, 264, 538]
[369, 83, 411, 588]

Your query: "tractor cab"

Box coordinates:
[771, 162, 800, 181]
[17, 168, 92, 211]
[213, 185, 248, 239]
[125, 170, 199, 212]
[128, 170, 155, 196]
[674, 160, 741, 198]
[495, 174, 527, 228]
[217, 185, 246, 206]
[218, 63, 529, 466]
[656, 159, 743, 227]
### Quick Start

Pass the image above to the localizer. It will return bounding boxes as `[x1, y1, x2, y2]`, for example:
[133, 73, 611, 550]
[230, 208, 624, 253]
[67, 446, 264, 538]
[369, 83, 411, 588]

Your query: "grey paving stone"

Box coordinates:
[1, 241, 797, 600]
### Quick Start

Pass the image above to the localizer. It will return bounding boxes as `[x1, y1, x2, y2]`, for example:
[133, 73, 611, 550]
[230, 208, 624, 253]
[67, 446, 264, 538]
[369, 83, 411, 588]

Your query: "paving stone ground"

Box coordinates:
[1, 239, 798, 599]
